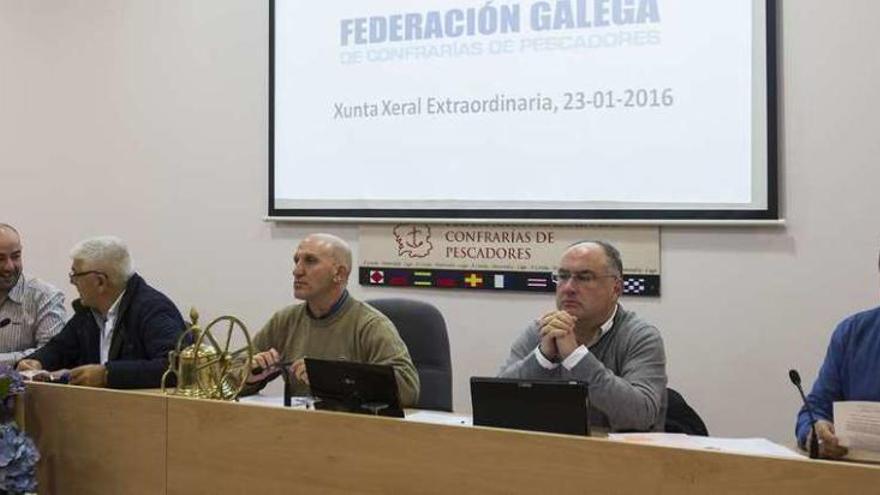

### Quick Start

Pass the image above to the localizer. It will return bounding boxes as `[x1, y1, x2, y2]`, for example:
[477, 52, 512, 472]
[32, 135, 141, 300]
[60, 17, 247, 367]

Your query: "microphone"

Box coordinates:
[789, 369, 820, 459]
[0, 318, 10, 329]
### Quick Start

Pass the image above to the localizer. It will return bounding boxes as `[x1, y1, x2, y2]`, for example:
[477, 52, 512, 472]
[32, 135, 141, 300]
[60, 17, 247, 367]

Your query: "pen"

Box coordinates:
[251, 360, 295, 375]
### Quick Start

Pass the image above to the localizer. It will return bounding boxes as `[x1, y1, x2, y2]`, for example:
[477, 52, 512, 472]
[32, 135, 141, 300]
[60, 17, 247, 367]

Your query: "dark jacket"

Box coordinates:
[27, 273, 185, 389]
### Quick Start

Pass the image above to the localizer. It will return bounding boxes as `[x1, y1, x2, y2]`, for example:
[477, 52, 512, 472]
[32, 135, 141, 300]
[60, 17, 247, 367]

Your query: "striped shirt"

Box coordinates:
[0, 275, 66, 365]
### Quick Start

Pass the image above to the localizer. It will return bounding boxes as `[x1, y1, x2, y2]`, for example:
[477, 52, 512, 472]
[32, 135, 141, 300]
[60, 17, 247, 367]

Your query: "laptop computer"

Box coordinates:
[305, 358, 404, 418]
[470, 377, 590, 436]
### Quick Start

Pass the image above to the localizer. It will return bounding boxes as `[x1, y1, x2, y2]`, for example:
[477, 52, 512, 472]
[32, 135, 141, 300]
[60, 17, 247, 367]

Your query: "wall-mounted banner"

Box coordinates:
[358, 224, 660, 296]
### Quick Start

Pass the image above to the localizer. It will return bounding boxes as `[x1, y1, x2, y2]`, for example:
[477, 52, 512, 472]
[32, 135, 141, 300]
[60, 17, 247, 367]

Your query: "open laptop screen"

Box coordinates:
[470, 377, 590, 436]
[305, 358, 404, 418]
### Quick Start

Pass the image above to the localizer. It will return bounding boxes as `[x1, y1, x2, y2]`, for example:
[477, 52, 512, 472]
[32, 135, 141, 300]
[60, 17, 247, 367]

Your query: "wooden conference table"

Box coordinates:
[21, 382, 880, 494]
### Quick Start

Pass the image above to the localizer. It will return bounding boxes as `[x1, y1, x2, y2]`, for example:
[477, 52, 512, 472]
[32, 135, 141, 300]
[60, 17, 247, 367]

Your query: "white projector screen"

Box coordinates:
[270, 0, 778, 222]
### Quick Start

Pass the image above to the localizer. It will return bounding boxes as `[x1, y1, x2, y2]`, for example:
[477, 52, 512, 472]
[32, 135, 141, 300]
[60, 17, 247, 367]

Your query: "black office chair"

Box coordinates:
[665, 388, 709, 436]
[367, 298, 453, 411]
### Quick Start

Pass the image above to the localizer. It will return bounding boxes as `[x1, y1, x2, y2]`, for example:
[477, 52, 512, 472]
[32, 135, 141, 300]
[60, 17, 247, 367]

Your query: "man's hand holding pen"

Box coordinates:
[247, 349, 309, 385]
[247, 348, 283, 383]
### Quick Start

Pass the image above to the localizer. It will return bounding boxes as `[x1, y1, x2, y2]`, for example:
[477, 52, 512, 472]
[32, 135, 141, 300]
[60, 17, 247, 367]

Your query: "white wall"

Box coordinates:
[2, 0, 879, 444]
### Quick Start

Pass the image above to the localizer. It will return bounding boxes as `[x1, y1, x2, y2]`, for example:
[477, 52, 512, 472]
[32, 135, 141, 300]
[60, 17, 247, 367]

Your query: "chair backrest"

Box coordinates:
[367, 298, 453, 411]
[665, 388, 708, 436]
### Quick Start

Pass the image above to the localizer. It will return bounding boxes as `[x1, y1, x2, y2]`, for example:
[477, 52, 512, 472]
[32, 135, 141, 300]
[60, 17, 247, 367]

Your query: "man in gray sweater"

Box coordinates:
[498, 241, 667, 432]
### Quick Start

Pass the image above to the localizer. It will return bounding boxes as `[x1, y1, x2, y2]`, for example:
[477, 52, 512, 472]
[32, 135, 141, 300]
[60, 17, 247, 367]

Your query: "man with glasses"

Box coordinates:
[498, 240, 667, 432]
[17, 236, 185, 388]
[0, 224, 65, 365]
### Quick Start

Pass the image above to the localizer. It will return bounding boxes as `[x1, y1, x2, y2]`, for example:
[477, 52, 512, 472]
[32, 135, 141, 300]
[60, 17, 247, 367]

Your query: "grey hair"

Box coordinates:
[70, 236, 134, 286]
[567, 240, 624, 277]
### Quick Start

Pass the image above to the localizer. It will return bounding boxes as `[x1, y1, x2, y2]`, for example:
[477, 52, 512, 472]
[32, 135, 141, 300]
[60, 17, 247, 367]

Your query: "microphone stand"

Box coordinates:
[281, 368, 293, 408]
[789, 369, 820, 459]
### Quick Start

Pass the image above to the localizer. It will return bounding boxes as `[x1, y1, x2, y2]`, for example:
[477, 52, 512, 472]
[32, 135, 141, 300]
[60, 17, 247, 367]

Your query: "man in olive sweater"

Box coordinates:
[499, 241, 667, 432]
[244, 233, 419, 406]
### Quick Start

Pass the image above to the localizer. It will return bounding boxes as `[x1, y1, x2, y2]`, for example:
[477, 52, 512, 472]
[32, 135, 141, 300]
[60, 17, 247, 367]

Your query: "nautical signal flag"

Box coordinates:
[527, 277, 548, 289]
[464, 273, 484, 288]
[359, 267, 659, 296]
[436, 273, 458, 288]
[414, 271, 432, 287]
[387, 270, 409, 286]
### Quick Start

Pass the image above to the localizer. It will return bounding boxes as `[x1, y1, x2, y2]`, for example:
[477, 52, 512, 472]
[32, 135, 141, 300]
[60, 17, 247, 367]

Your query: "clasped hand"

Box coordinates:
[539, 310, 580, 361]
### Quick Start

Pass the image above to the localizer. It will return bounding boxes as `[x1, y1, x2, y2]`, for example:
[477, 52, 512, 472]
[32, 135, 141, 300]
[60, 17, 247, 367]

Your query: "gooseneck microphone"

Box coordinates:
[788, 369, 820, 459]
[0, 318, 11, 329]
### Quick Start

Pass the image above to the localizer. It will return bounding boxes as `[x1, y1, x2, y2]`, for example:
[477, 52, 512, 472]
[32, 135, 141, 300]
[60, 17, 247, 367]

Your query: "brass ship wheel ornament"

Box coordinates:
[162, 308, 254, 400]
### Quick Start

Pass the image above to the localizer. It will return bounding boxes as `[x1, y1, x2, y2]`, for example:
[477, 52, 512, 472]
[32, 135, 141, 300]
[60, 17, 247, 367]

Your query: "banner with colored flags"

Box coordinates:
[359, 224, 660, 296]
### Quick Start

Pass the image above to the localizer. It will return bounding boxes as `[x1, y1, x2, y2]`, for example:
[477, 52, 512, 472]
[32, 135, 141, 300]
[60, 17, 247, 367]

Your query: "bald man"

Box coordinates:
[0, 224, 65, 365]
[244, 234, 419, 406]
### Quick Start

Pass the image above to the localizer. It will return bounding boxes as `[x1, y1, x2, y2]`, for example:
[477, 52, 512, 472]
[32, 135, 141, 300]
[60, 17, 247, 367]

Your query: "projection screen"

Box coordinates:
[269, 0, 778, 222]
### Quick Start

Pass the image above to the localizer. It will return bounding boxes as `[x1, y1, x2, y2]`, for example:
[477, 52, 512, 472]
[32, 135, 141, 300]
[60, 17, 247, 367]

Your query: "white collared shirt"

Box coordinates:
[92, 290, 125, 364]
[535, 304, 618, 370]
[0, 275, 65, 364]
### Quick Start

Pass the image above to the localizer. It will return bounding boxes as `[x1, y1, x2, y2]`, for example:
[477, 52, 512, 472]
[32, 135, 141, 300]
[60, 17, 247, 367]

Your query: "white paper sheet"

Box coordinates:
[403, 410, 473, 427]
[608, 433, 803, 460]
[237, 393, 314, 410]
[834, 401, 880, 462]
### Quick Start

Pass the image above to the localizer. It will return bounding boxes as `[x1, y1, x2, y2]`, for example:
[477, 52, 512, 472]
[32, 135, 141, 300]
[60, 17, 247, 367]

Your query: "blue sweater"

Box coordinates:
[796, 306, 880, 447]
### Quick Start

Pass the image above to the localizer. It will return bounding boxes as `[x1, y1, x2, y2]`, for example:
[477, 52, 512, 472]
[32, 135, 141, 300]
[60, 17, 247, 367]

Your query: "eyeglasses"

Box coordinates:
[68, 270, 106, 284]
[553, 270, 619, 287]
